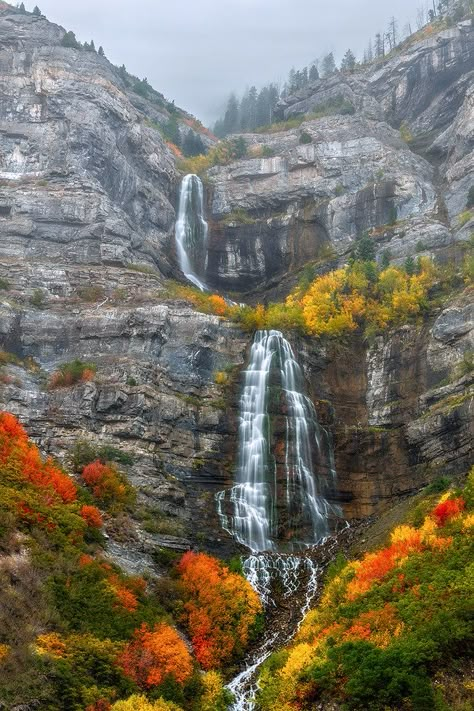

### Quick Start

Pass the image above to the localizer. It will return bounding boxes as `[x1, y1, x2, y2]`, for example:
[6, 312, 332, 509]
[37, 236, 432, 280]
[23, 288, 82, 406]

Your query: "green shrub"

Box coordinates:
[29, 289, 46, 308]
[458, 210, 472, 227]
[49, 360, 96, 389]
[261, 145, 275, 157]
[221, 208, 256, 226]
[78, 285, 106, 302]
[0, 277, 10, 291]
[299, 131, 313, 144]
[71, 439, 134, 472]
[424, 476, 451, 494]
[455, 350, 474, 378]
[400, 121, 414, 143]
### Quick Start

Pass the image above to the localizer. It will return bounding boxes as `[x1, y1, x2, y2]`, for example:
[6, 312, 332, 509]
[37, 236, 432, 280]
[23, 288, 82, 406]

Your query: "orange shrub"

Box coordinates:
[207, 294, 228, 316]
[86, 702, 111, 711]
[0, 412, 77, 503]
[119, 622, 193, 688]
[346, 532, 423, 600]
[80, 504, 103, 528]
[177, 551, 262, 669]
[107, 573, 139, 612]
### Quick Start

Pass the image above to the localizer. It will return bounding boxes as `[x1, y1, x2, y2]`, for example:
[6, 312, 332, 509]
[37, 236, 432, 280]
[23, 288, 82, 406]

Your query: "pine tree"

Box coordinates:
[61, 31, 81, 49]
[366, 40, 373, 62]
[355, 232, 376, 262]
[182, 129, 205, 157]
[340, 49, 356, 73]
[19, 2, 26, 12]
[98, 46, 105, 57]
[374, 33, 385, 58]
[230, 136, 247, 159]
[309, 63, 319, 81]
[163, 116, 180, 146]
[223, 94, 239, 135]
[33, 5, 41, 15]
[288, 68, 297, 92]
[381, 249, 391, 269]
[404, 256, 416, 275]
[321, 52, 336, 77]
[90, 40, 96, 52]
[213, 119, 224, 137]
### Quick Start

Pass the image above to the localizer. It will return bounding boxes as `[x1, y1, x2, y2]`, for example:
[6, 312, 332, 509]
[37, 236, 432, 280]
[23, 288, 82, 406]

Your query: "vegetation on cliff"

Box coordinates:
[0, 413, 259, 710]
[256, 471, 474, 710]
[164, 246, 473, 339]
[212, 0, 473, 137]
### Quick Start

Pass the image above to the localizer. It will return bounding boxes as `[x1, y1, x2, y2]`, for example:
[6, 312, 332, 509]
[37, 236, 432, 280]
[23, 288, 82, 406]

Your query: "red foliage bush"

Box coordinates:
[81, 460, 129, 507]
[0, 412, 77, 503]
[431, 497, 465, 527]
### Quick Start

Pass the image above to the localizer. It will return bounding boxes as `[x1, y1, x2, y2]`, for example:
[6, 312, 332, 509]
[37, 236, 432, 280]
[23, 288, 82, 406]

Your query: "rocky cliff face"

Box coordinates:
[0, 261, 251, 569]
[0, 8, 183, 274]
[0, 8, 471, 569]
[203, 21, 473, 294]
[300, 290, 473, 519]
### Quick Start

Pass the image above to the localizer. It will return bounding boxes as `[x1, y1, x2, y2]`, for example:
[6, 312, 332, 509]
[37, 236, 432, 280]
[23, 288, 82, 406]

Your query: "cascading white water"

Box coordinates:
[217, 330, 339, 553]
[218, 330, 341, 710]
[175, 173, 209, 291]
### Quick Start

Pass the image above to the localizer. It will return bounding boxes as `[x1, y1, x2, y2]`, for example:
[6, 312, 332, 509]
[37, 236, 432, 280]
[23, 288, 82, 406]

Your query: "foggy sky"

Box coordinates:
[35, 0, 420, 125]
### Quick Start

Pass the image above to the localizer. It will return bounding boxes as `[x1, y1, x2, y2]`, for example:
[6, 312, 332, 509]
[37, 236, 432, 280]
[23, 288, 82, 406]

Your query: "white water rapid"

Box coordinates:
[216, 330, 341, 710]
[175, 173, 209, 291]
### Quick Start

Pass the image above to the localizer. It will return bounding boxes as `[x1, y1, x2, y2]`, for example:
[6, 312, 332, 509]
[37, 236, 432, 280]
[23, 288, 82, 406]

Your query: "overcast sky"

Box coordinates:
[35, 0, 421, 125]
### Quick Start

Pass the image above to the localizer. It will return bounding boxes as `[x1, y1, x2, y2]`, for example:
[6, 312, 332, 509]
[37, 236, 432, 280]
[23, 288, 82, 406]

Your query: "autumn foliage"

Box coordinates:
[80, 504, 103, 528]
[81, 460, 133, 509]
[0, 411, 228, 710]
[167, 257, 437, 339]
[177, 551, 262, 669]
[119, 623, 193, 688]
[48, 359, 96, 389]
[431, 496, 465, 526]
[0, 412, 77, 504]
[257, 479, 474, 711]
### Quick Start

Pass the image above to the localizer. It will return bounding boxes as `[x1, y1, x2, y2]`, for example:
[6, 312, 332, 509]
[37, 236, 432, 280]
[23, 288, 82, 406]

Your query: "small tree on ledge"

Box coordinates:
[61, 31, 81, 49]
[33, 5, 41, 15]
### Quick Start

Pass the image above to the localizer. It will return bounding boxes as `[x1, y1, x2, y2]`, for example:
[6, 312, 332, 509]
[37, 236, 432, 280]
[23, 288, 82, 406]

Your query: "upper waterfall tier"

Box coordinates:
[217, 330, 341, 553]
[175, 174, 209, 291]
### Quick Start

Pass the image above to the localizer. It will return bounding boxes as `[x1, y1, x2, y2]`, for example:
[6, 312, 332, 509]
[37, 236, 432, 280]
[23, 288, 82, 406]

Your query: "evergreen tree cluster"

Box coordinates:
[60, 30, 102, 53]
[214, 84, 280, 137]
[213, 1, 470, 138]
[16, 3, 41, 14]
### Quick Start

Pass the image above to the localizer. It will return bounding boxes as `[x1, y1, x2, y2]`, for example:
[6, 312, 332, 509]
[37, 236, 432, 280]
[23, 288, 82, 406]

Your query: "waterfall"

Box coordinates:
[218, 330, 341, 710]
[175, 173, 209, 291]
[217, 330, 339, 553]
